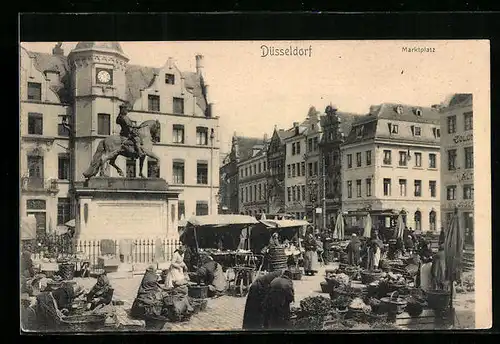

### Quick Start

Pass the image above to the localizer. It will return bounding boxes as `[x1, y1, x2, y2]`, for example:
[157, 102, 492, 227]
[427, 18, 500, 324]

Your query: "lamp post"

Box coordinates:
[209, 128, 215, 215]
[61, 115, 76, 244]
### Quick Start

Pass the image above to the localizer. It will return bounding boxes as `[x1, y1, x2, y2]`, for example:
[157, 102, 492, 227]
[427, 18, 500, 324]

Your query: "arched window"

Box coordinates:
[429, 210, 437, 231]
[414, 210, 422, 231]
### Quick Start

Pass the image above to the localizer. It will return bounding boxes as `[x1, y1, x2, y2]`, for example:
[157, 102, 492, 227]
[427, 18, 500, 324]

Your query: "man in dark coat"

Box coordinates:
[263, 270, 295, 330]
[346, 234, 361, 266]
[242, 269, 284, 330]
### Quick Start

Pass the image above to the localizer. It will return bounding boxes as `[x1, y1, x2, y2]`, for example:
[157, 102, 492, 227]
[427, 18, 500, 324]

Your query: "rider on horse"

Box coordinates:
[116, 104, 145, 158]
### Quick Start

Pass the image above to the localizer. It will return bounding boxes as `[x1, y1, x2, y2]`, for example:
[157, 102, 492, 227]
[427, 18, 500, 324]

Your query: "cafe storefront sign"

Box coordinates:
[454, 170, 474, 183]
[453, 133, 473, 145]
[445, 200, 474, 210]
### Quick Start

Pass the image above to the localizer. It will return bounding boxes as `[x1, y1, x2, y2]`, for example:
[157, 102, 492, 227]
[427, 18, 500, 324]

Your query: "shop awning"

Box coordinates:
[259, 219, 310, 229]
[346, 209, 400, 217]
[187, 214, 258, 227]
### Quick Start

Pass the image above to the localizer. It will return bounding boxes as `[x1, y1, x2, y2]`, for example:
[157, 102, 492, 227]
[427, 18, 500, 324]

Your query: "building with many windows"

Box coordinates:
[284, 120, 308, 220]
[237, 137, 269, 216]
[303, 108, 323, 225]
[20, 42, 219, 239]
[439, 94, 474, 243]
[267, 126, 292, 214]
[341, 103, 441, 232]
[219, 135, 265, 215]
[320, 105, 359, 228]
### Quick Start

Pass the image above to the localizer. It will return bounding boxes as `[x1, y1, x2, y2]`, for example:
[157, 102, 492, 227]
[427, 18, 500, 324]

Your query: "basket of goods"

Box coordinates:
[405, 296, 427, 317]
[331, 294, 351, 311]
[347, 297, 372, 320]
[60, 314, 107, 332]
[299, 296, 337, 319]
[380, 291, 407, 315]
[425, 290, 451, 311]
[144, 314, 169, 330]
[326, 273, 350, 290]
[330, 284, 359, 300]
[289, 267, 302, 280]
[344, 266, 361, 280]
[189, 297, 208, 313]
[365, 297, 384, 314]
[360, 269, 384, 285]
[187, 284, 209, 299]
[268, 246, 288, 272]
[320, 281, 330, 293]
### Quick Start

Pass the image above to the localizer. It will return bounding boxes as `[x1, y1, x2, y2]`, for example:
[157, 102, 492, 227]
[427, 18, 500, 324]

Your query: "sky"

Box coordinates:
[20, 40, 489, 153]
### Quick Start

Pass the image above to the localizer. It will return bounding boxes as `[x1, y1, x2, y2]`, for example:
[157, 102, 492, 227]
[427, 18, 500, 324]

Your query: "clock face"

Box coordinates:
[96, 69, 112, 84]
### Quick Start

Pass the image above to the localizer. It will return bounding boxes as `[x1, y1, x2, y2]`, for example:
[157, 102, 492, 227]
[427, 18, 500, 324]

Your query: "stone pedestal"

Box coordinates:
[72, 177, 182, 241]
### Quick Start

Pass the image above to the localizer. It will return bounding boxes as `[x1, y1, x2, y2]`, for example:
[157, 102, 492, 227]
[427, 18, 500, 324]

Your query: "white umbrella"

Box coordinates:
[363, 214, 372, 238]
[65, 219, 76, 227]
[261, 213, 267, 220]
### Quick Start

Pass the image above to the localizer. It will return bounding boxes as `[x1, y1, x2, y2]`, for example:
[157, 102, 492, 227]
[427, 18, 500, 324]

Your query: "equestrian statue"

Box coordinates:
[82, 104, 161, 180]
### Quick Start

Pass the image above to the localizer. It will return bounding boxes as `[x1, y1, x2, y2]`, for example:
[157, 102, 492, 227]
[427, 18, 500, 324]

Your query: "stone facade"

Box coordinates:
[20, 42, 219, 240]
[439, 94, 474, 241]
[237, 140, 269, 216]
[341, 103, 441, 232]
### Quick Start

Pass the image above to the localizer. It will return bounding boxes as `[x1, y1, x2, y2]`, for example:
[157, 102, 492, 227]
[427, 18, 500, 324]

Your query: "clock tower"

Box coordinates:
[68, 42, 129, 181]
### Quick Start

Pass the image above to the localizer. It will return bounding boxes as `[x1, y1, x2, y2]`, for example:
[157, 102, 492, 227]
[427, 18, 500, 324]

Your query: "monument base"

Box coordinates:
[72, 177, 182, 241]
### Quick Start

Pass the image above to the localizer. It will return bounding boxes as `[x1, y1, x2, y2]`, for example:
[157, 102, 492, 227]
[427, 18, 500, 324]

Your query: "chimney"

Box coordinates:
[52, 42, 64, 56]
[293, 122, 299, 128]
[180, 75, 185, 95]
[204, 83, 209, 100]
[263, 133, 268, 142]
[208, 102, 215, 118]
[167, 57, 174, 69]
[195, 54, 204, 75]
[293, 122, 300, 135]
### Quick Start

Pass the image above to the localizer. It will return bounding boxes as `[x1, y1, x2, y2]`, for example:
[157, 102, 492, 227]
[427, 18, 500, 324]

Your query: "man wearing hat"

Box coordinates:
[116, 103, 145, 158]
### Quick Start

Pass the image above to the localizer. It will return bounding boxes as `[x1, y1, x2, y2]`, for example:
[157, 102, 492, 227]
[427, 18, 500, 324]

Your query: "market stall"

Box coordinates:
[250, 219, 309, 275]
[180, 215, 261, 296]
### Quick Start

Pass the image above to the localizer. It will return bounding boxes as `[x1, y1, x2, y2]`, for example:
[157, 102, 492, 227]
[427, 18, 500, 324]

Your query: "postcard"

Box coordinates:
[19, 39, 490, 332]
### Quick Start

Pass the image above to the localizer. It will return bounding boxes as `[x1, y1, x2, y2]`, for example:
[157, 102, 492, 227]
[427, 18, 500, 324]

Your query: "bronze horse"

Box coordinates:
[83, 119, 161, 180]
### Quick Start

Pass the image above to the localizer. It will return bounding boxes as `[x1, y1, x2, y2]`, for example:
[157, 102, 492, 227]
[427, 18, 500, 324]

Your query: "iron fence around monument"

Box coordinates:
[31, 238, 182, 272]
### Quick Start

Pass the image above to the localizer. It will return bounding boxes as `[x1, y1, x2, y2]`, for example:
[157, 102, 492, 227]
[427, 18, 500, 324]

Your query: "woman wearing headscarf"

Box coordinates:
[130, 265, 164, 319]
[193, 253, 227, 297]
[164, 246, 188, 289]
[262, 270, 295, 329]
[35, 283, 84, 330]
[302, 227, 319, 276]
[346, 234, 361, 266]
[367, 232, 384, 270]
[242, 269, 284, 330]
[85, 272, 113, 310]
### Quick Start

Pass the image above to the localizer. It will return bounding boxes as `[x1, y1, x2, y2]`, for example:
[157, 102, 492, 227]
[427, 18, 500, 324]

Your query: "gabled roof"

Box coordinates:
[235, 136, 266, 161]
[24, 46, 208, 112]
[343, 103, 440, 145]
[27, 51, 72, 103]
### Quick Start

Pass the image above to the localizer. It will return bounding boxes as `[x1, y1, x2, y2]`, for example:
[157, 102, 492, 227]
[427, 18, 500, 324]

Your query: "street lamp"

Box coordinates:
[209, 128, 215, 215]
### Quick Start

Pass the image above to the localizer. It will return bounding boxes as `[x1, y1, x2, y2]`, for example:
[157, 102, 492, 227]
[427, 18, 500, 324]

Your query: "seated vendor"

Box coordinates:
[269, 232, 281, 247]
[131, 265, 167, 319]
[192, 254, 227, 297]
[35, 283, 84, 330]
[86, 272, 113, 311]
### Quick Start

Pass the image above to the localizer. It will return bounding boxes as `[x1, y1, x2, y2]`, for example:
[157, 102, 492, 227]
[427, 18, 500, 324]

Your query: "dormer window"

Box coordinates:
[388, 123, 399, 134]
[165, 73, 175, 85]
[396, 105, 404, 115]
[415, 108, 423, 116]
[356, 125, 364, 138]
[410, 125, 421, 136]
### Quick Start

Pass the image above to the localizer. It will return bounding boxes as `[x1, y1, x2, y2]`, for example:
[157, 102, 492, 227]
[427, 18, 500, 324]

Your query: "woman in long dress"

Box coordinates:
[164, 246, 188, 289]
[302, 228, 319, 276]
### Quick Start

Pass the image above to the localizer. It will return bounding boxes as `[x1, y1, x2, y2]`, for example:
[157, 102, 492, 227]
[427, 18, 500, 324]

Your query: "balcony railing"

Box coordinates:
[21, 177, 59, 193]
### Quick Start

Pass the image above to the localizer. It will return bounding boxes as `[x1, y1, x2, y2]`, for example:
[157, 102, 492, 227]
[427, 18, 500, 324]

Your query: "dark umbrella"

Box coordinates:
[444, 207, 464, 320]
